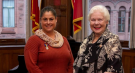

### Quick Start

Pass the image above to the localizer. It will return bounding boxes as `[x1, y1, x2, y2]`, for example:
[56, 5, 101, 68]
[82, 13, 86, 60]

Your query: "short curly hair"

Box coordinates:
[88, 5, 110, 22]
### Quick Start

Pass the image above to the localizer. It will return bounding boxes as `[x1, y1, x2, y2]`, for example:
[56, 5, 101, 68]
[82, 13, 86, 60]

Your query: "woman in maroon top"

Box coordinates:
[24, 6, 74, 73]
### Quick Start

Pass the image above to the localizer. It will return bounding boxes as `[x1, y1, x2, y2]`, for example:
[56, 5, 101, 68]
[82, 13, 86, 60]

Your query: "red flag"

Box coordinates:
[71, 0, 83, 34]
[30, 0, 39, 33]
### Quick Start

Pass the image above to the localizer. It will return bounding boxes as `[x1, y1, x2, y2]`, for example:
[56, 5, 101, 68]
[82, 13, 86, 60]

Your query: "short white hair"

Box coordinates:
[88, 5, 110, 21]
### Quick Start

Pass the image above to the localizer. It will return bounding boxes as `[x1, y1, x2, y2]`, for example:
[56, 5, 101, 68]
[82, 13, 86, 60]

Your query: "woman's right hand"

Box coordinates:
[73, 69, 75, 73]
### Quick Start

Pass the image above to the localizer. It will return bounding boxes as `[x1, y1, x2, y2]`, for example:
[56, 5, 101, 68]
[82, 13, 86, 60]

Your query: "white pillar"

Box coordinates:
[25, 0, 32, 42]
[125, 11, 129, 40]
[112, 10, 118, 35]
[0, 0, 2, 33]
[84, 0, 92, 37]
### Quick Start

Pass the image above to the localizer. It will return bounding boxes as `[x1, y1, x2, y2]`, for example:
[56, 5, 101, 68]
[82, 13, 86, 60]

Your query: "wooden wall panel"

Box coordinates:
[3, 54, 9, 73]
[0, 47, 24, 73]
[122, 49, 135, 73]
[61, 0, 66, 5]
[123, 56, 131, 73]
[60, 17, 66, 35]
[11, 53, 20, 68]
[0, 53, 2, 72]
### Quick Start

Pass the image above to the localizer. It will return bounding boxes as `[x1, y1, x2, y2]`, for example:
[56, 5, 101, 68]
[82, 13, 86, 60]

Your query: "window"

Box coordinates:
[128, 7, 131, 32]
[3, 0, 14, 27]
[106, 6, 111, 25]
[118, 6, 126, 32]
[0, 0, 26, 39]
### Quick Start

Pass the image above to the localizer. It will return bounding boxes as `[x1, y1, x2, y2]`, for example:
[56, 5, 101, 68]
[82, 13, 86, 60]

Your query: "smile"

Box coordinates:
[94, 27, 101, 30]
[46, 25, 52, 28]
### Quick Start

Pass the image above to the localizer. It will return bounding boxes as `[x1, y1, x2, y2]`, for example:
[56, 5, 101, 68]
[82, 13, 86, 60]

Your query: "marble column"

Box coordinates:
[112, 10, 118, 35]
[125, 11, 129, 40]
[0, 0, 2, 33]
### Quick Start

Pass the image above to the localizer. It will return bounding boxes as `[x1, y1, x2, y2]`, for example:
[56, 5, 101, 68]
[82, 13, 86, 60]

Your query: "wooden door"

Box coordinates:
[41, 0, 73, 37]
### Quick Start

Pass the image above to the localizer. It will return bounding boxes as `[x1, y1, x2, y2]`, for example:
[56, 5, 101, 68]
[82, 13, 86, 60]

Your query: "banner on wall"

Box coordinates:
[71, 0, 83, 34]
[30, 0, 41, 33]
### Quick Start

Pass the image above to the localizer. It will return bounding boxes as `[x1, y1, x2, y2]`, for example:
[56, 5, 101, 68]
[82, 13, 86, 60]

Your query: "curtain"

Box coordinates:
[129, 0, 135, 49]
[3, 0, 14, 27]
[9, 9, 14, 27]
[3, 8, 8, 27]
